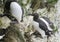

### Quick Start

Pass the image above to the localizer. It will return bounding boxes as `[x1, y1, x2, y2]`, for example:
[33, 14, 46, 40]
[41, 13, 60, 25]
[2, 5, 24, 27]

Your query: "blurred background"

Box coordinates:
[0, 0, 60, 42]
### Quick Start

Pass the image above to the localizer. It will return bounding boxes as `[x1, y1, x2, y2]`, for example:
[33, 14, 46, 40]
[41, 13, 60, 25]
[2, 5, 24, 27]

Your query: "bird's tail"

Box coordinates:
[45, 30, 53, 37]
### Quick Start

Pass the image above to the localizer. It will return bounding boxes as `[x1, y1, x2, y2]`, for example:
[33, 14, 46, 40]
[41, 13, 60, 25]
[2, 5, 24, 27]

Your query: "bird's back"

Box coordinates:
[36, 18, 48, 31]
[42, 17, 53, 24]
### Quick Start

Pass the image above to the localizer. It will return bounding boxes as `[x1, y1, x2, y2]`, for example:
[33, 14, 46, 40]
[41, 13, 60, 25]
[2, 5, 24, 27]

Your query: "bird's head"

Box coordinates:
[4, 0, 17, 13]
[28, 13, 39, 20]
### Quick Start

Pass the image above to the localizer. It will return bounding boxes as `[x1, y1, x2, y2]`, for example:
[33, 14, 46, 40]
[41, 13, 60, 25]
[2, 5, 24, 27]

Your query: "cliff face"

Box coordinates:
[0, 0, 60, 42]
[23, 0, 60, 42]
[31, 0, 60, 42]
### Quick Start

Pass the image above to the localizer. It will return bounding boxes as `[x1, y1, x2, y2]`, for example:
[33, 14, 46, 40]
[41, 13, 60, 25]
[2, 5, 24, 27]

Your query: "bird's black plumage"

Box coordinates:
[34, 17, 52, 36]
[42, 16, 54, 29]
[4, 0, 17, 13]
[0, 29, 6, 36]
[3, 0, 18, 22]
[28, 13, 53, 37]
[42, 17, 53, 25]
[3, 0, 24, 22]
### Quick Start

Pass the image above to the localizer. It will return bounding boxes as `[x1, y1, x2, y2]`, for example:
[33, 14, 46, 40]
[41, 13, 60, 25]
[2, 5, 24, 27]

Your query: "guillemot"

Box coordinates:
[28, 13, 53, 38]
[3, 0, 24, 23]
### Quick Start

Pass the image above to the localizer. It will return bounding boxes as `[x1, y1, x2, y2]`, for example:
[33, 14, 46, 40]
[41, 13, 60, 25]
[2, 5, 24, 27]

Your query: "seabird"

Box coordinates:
[3, 0, 24, 23]
[28, 13, 53, 38]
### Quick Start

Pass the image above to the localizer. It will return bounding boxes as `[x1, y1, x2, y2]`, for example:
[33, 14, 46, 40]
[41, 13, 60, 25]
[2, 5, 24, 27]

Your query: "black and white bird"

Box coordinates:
[3, 0, 24, 23]
[28, 13, 53, 38]
[0, 29, 6, 39]
[0, 29, 6, 36]
[0, 0, 24, 39]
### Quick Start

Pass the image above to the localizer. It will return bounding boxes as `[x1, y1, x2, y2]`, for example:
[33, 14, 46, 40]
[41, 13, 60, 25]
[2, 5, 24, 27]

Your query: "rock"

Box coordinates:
[0, 16, 11, 29]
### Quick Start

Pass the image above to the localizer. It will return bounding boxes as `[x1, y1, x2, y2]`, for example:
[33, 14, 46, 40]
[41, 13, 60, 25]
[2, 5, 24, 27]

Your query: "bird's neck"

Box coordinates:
[33, 17, 39, 21]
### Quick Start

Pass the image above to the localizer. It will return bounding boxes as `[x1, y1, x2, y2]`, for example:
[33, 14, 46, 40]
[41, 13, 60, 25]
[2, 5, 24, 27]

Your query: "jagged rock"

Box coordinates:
[0, 24, 26, 42]
[0, 16, 11, 29]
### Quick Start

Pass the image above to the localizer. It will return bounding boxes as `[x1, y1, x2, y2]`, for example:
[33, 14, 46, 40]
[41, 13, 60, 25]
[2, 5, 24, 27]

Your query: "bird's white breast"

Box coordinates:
[32, 21, 46, 38]
[10, 2, 22, 23]
[0, 35, 5, 39]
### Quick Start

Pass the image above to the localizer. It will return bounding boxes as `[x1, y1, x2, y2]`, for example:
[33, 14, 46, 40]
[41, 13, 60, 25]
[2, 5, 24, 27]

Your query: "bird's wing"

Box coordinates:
[39, 18, 53, 31]
[42, 17, 53, 24]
